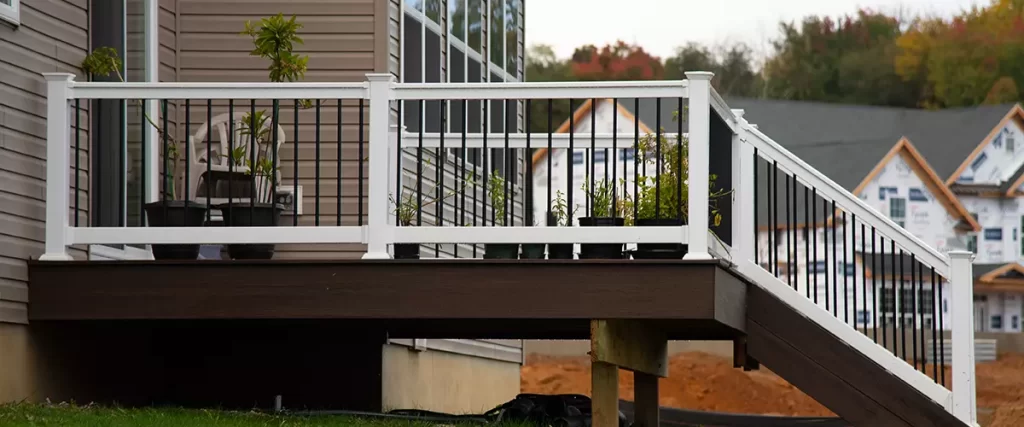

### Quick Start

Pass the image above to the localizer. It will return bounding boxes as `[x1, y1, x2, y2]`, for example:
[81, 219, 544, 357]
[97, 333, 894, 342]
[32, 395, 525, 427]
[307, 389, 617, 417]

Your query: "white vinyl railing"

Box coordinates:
[39, 72, 716, 261]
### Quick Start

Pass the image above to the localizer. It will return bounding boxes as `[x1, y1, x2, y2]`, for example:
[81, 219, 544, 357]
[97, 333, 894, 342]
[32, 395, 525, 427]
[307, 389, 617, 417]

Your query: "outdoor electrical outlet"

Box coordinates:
[276, 185, 302, 215]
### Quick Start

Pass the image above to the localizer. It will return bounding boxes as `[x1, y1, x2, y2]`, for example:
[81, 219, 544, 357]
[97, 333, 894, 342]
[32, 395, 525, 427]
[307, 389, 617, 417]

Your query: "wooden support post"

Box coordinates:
[591, 320, 667, 427]
[592, 361, 620, 427]
[633, 372, 659, 427]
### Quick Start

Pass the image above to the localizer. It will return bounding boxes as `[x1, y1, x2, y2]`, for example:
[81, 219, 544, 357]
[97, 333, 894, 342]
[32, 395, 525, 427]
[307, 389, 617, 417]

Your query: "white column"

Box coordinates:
[144, 0, 159, 204]
[731, 110, 754, 263]
[40, 73, 75, 261]
[949, 250, 977, 425]
[684, 71, 714, 260]
[363, 74, 396, 259]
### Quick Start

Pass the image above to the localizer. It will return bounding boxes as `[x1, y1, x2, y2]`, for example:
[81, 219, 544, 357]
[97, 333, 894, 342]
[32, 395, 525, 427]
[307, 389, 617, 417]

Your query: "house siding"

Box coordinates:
[174, 0, 378, 259]
[0, 0, 90, 324]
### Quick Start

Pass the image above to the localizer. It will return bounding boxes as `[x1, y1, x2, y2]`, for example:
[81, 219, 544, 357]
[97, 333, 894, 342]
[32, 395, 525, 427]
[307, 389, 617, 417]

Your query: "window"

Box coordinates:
[967, 235, 978, 253]
[992, 315, 1003, 330]
[971, 152, 988, 171]
[985, 228, 1003, 241]
[809, 261, 828, 274]
[839, 262, 857, 276]
[1014, 315, 1020, 330]
[0, 0, 19, 26]
[880, 289, 896, 315]
[593, 150, 606, 163]
[572, 152, 584, 165]
[908, 188, 928, 202]
[889, 197, 906, 227]
[621, 148, 635, 161]
[489, 0, 504, 66]
[1010, 134, 1017, 153]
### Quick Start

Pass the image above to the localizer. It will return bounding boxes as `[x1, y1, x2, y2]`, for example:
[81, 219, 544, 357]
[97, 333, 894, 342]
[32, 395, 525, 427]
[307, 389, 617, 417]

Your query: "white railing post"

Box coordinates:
[949, 250, 977, 425]
[684, 71, 714, 260]
[363, 74, 396, 259]
[40, 73, 75, 261]
[731, 110, 754, 262]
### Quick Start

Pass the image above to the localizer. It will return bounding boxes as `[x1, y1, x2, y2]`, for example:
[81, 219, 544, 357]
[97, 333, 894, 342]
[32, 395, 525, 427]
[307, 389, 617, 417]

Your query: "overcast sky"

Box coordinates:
[525, 0, 984, 61]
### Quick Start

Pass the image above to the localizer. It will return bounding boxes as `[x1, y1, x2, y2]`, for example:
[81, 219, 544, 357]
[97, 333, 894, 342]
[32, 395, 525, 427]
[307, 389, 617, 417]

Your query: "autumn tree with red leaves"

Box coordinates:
[569, 41, 665, 81]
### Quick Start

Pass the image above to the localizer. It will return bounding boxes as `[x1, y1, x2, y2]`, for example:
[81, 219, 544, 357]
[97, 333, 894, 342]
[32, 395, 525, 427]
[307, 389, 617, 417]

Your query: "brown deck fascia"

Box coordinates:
[28, 259, 747, 340]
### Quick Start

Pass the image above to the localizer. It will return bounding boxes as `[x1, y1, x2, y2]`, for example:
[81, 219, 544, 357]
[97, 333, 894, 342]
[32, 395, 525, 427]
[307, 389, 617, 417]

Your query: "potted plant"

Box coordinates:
[625, 124, 728, 259]
[484, 172, 521, 259]
[216, 110, 284, 260]
[213, 14, 310, 259]
[81, 47, 209, 260]
[390, 179, 460, 259]
[578, 178, 626, 259]
[545, 190, 577, 259]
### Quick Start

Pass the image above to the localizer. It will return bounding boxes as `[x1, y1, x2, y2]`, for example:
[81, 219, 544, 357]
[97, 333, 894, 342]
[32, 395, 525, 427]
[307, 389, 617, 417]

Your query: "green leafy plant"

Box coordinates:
[581, 178, 625, 218]
[391, 160, 472, 227]
[80, 47, 182, 199]
[487, 171, 515, 225]
[242, 13, 312, 109]
[548, 190, 578, 226]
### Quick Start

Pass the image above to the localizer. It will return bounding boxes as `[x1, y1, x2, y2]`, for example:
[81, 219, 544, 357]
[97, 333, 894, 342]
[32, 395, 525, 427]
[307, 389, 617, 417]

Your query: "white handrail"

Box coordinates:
[744, 125, 951, 277]
[392, 80, 688, 100]
[69, 80, 369, 100]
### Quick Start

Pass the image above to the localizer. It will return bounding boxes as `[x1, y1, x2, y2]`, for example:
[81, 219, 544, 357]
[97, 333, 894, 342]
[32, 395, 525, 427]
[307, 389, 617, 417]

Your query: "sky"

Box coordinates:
[526, 0, 985, 61]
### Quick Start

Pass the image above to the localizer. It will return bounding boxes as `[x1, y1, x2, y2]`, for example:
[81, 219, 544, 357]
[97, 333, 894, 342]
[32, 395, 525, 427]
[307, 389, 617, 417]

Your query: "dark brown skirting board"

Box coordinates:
[28, 259, 746, 340]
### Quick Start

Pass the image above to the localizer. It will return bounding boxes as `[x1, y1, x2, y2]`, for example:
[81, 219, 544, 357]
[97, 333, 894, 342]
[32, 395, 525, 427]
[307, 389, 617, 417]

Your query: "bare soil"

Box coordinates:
[520, 352, 1024, 426]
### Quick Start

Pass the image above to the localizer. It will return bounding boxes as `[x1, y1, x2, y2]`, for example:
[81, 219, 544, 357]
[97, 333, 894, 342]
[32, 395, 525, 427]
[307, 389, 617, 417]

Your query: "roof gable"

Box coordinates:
[945, 104, 1024, 185]
[531, 98, 650, 167]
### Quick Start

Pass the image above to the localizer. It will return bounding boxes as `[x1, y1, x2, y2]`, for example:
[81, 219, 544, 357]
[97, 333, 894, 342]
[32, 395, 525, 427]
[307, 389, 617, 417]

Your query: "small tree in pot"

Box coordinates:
[81, 47, 209, 260]
[578, 178, 627, 259]
[484, 172, 521, 259]
[545, 190, 578, 259]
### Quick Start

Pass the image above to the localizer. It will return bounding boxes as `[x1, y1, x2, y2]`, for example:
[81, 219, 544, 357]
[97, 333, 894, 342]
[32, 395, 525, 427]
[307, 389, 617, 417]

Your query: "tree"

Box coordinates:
[762, 9, 920, 107]
[664, 42, 763, 97]
[570, 41, 664, 81]
[524, 44, 574, 132]
[896, 0, 1024, 108]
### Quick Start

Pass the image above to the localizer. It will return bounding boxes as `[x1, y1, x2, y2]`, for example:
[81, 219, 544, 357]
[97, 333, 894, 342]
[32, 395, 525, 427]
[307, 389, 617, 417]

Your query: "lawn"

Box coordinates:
[0, 403, 495, 427]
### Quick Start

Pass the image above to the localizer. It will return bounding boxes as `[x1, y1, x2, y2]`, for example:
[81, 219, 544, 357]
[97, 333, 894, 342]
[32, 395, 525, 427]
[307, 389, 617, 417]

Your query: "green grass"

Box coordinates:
[0, 403, 499, 427]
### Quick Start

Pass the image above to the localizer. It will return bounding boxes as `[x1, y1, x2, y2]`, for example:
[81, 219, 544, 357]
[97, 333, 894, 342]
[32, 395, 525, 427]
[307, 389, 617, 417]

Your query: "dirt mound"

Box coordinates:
[521, 352, 832, 416]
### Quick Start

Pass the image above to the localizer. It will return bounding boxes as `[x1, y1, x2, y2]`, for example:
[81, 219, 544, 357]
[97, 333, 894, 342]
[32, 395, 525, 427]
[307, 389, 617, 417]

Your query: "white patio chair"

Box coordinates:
[185, 111, 286, 202]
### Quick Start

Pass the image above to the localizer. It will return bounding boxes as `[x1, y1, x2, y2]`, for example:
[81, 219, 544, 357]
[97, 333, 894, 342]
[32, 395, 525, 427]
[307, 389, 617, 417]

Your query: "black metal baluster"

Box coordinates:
[161, 100, 169, 220]
[185, 99, 191, 212]
[472, 100, 479, 257]
[655, 99, 662, 221]
[785, 174, 792, 287]
[484, 100, 491, 227]
[249, 100, 257, 224]
[271, 100, 279, 226]
[504, 99, 511, 226]
[205, 99, 212, 223]
[567, 99, 574, 226]
[228, 99, 234, 224]
[438, 100, 446, 256]
[458, 100, 468, 258]
[892, 241, 899, 356]
[139, 99, 146, 225]
[417, 100, 424, 227]
[871, 227, 878, 343]
[844, 211, 849, 324]
[546, 99, 553, 226]
[336, 99, 343, 226]
[358, 99, 365, 226]
[880, 234, 888, 348]
[812, 188, 818, 304]
[832, 200, 838, 317]
[612, 99, 618, 215]
[591, 98, 597, 218]
[315, 100, 321, 226]
[677, 97, 684, 222]
[292, 100, 298, 226]
[934, 267, 943, 385]
[791, 176, 797, 288]
[850, 213, 856, 327]
[120, 101, 127, 228]
[805, 187, 811, 298]
[823, 198, 830, 312]
[753, 149, 759, 265]
[912, 256, 920, 372]
[633, 99, 639, 224]
[526, 99, 533, 229]
[772, 161, 779, 276]
[74, 99, 81, 227]
[396, 103, 403, 227]
[899, 248, 907, 361]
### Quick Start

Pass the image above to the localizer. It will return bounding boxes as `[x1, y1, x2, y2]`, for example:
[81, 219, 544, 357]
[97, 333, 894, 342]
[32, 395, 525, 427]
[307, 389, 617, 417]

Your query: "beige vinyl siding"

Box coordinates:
[175, 0, 377, 259]
[0, 0, 90, 324]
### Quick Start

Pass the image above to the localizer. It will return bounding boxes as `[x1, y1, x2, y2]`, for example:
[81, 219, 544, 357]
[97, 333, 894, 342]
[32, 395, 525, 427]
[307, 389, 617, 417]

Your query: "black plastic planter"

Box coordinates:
[546, 212, 574, 259]
[577, 217, 625, 259]
[520, 244, 546, 259]
[144, 200, 209, 260]
[632, 218, 688, 259]
[484, 244, 520, 259]
[217, 202, 283, 260]
[393, 243, 420, 259]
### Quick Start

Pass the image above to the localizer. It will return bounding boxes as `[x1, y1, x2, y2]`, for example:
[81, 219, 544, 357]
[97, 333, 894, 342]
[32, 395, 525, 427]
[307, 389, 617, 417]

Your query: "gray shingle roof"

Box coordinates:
[618, 98, 1016, 228]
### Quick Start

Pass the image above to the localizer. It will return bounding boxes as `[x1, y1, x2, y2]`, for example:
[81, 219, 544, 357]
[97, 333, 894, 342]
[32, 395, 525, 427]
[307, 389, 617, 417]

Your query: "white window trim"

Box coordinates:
[0, 0, 20, 27]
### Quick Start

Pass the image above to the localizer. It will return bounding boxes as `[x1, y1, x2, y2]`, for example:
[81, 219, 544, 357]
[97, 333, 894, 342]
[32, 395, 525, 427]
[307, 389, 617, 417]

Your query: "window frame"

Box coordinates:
[984, 228, 1003, 242]
[889, 197, 906, 227]
[0, 0, 19, 27]
[967, 234, 978, 254]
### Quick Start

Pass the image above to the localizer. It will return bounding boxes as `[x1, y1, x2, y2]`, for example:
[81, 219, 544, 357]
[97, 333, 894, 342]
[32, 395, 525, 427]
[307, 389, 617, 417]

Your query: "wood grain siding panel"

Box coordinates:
[177, 0, 377, 259]
[0, 0, 89, 323]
